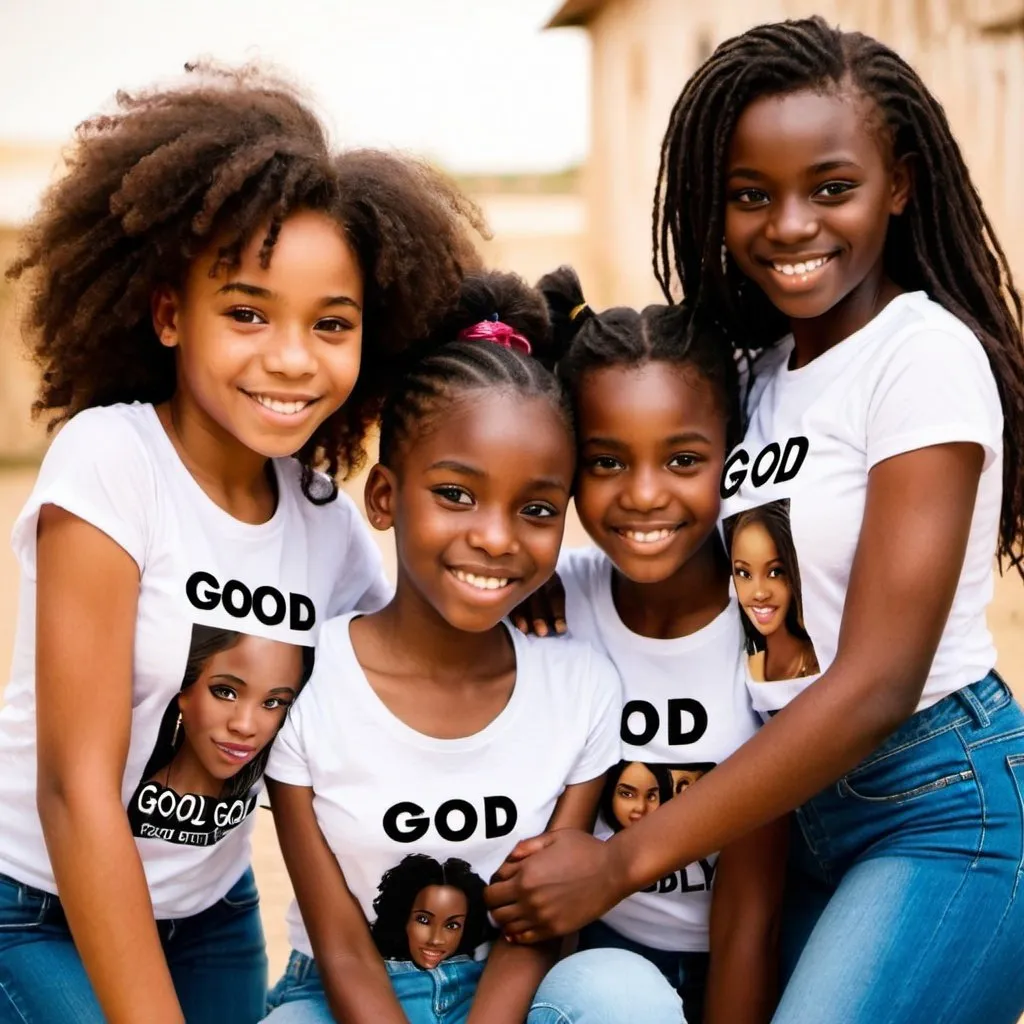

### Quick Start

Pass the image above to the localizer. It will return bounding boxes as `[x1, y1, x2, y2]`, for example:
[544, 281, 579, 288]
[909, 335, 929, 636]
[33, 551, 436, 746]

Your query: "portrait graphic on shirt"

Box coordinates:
[128, 624, 312, 846]
[599, 759, 717, 833]
[723, 498, 820, 683]
[369, 854, 495, 970]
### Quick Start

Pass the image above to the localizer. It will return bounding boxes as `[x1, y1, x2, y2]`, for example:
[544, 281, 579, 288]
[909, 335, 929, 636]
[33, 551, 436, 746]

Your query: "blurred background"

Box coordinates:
[1, 0, 1022, 982]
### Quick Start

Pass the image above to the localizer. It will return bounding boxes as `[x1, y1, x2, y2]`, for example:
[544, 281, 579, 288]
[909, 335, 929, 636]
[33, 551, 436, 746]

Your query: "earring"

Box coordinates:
[171, 713, 182, 747]
[720, 243, 728, 274]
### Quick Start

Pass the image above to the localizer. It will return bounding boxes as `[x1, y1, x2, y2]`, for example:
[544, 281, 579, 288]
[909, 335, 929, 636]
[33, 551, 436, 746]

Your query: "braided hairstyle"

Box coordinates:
[537, 265, 739, 448]
[377, 270, 572, 467]
[653, 15, 1024, 574]
[7, 62, 483, 501]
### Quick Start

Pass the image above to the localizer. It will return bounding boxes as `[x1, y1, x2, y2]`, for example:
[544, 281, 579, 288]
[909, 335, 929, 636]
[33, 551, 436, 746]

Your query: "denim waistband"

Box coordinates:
[855, 672, 1012, 772]
[385, 954, 475, 977]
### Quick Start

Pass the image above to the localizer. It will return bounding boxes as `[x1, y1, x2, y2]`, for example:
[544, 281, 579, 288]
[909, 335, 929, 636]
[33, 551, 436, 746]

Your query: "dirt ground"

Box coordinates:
[0, 465, 1022, 984]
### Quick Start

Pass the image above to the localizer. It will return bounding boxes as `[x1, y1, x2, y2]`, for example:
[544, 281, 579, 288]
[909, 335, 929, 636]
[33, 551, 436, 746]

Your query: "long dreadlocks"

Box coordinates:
[653, 15, 1024, 574]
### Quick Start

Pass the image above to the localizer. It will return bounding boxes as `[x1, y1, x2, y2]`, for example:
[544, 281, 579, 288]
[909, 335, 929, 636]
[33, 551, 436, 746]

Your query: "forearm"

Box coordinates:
[317, 947, 407, 1024]
[40, 790, 183, 1024]
[467, 938, 559, 1024]
[612, 665, 908, 892]
[705, 922, 779, 1024]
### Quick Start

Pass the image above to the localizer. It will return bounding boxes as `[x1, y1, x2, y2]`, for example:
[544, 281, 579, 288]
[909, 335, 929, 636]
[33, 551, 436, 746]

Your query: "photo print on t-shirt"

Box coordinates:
[599, 759, 718, 895]
[127, 623, 313, 847]
[369, 854, 495, 969]
[722, 498, 820, 683]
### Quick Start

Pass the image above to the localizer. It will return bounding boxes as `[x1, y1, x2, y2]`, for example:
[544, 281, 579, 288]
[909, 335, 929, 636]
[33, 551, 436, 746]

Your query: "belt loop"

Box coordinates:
[955, 683, 990, 728]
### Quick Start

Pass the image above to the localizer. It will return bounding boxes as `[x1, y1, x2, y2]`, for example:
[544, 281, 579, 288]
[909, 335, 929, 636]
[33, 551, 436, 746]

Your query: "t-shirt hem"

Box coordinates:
[599, 916, 710, 953]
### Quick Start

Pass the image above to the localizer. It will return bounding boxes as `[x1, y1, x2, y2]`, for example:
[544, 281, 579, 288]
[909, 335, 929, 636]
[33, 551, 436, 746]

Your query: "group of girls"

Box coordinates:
[1, 14, 1023, 1024]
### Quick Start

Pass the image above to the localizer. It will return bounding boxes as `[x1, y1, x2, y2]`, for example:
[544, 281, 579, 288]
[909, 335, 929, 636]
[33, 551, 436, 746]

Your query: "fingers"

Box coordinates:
[505, 834, 556, 862]
[509, 927, 551, 944]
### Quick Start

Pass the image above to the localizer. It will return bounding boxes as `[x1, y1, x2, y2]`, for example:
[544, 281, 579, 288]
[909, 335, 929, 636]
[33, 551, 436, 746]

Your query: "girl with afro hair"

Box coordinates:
[0, 62, 481, 1024]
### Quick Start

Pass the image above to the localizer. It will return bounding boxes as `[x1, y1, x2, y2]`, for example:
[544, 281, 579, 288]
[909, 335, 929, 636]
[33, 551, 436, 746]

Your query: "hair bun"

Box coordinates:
[536, 265, 590, 362]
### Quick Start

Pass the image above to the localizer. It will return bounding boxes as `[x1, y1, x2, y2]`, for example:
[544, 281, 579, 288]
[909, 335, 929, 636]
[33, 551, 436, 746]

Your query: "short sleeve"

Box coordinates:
[11, 407, 153, 578]
[566, 649, 623, 785]
[326, 495, 393, 617]
[866, 326, 1003, 471]
[266, 680, 314, 787]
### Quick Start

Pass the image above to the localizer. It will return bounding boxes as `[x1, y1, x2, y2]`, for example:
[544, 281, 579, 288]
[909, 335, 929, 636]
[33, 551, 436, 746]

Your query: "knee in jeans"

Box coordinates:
[530, 948, 685, 1024]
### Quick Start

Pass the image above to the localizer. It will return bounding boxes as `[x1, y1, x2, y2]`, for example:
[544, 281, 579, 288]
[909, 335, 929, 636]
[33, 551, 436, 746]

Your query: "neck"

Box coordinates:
[612, 536, 731, 640]
[364, 577, 513, 684]
[763, 626, 809, 680]
[790, 267, 903, 368]
[157, 395, 274, 521]
[164, 745, 224, 800]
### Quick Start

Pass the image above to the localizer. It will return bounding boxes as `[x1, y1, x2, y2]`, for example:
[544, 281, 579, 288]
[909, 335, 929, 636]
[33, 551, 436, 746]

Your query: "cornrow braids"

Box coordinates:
[537, 265, 740, 448]
[652, 15, 1024, 574]
[378, 270, 571, 467]
[8, 62, 483, 503]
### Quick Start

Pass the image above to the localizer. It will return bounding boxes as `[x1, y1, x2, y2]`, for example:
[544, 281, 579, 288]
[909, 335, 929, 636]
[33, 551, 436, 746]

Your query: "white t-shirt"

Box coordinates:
[0, 403, 391, 917]
[559, 546, 759, 952]
[267, 612, 622, 959]
[720, 292, 1003, 716]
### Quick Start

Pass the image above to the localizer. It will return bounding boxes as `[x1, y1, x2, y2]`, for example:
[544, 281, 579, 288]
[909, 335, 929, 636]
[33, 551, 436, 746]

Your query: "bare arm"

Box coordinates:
[35, 506, 183, 1023]
[704, 816, 788, 1024]
[467, 777, 604, 1024]
[487, 443, 984, 937]
[267, 779, 406, 1024]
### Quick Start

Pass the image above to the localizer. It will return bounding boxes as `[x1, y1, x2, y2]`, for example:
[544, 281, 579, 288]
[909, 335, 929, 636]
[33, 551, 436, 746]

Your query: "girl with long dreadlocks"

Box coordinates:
[488, 17, 1024, 1023]
[0, 64, 479, 1024]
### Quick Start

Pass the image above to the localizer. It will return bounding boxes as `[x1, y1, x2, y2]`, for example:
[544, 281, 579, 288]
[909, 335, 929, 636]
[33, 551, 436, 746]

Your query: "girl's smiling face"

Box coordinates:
[405, 885, 468, 969]
[154, 209, 365, 460]
[724, 87, 910, 338]
[174, 634, 302, 794]
[368, 390, 574, 633]
[731, 520, 792, 638]
[573, 361, 726, 585]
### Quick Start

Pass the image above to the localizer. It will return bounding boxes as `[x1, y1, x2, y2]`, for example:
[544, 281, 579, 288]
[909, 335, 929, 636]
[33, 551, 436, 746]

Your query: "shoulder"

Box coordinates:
[44, 403, 155, 470]
[516, 630, 621, 701]
[557, 545, 608, 598]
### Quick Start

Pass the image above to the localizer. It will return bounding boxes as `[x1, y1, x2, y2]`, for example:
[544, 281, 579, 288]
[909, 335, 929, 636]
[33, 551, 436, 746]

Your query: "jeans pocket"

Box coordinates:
[218, 868, 260, 912]
[1006, 755, 1024, 898]
[0, 876, 50, 932]
[839, 730, 976, 805]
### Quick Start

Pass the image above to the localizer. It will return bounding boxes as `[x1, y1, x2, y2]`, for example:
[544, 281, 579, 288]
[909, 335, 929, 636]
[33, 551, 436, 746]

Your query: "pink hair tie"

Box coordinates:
[457, 318, 532, 355]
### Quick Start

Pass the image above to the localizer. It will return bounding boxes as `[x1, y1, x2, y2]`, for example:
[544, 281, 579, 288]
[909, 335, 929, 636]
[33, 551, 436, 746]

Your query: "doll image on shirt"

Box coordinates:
[128, 625, 310, 846]
[723, 499, 820, 683]
[600, 761, 675, 833]
[369, 854, 494, 971]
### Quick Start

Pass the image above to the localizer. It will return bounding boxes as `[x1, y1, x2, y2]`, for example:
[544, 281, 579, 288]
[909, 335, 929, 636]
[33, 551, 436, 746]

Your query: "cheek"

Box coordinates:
[254, 709, 288, 747]
[320, 335, 363, 393]
[523, 528, 564, 580]
[573, 477, 615, 530]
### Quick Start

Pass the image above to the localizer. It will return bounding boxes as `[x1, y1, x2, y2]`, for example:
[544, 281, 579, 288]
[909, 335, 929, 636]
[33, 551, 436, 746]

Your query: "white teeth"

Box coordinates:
[623, 528, 674, 543]
[773, 256, 829, 277]
[452, 569, 511, 591]
[251, 394, 312, 415]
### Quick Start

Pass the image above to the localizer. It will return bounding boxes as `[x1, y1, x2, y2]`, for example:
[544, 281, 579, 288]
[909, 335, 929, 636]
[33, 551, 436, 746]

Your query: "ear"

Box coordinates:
[152, 285, 182, 349]
[889, 155, 913, 216]
[364, 463, 398, 532]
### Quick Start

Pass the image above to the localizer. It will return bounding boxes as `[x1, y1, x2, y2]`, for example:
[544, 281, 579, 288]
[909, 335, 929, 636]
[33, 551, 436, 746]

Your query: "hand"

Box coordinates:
[485, 831, 626, 942]
[511, 573, 566, 637]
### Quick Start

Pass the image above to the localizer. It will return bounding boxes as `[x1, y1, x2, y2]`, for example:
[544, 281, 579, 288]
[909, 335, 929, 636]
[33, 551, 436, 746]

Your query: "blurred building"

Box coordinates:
[548, 0, 1024, 306]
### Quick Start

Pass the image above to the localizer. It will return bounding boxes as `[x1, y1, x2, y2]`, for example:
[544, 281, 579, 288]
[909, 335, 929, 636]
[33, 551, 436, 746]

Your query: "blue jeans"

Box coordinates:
[776, 673, 1024, 1024]
[0, 867, 267, 1023]
[577, 918, 703, 1023]
[264, 947, 684, 1023]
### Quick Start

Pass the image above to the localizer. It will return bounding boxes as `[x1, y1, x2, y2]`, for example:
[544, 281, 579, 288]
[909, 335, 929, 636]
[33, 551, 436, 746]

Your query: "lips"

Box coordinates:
[241, 390, 320, 417]
[418, 948, 446, 968]
[748, 604, 779, 626]
[611, 523, 683, 554]
[759, 251, 839, 286]
[448, 567, 516, 591]
[213, 740, 256, 764]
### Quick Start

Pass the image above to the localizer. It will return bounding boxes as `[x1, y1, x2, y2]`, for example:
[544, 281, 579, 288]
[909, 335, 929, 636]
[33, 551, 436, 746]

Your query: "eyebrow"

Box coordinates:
[217, 281, 362, 311]
[727, 158, 862, 180]
[582, 432, 712, 447]
[428, 461, 567, 493]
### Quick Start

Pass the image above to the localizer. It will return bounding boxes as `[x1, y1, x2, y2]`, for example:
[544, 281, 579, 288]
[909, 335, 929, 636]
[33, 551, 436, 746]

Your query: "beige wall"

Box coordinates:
[579, 0, 1024, 307]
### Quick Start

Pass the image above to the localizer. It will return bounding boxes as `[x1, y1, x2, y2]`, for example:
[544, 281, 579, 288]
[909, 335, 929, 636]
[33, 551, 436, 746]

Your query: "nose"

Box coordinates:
[427, 925, 447, 947]
[466, 507, 520, 559]
[620, 466, 670, 513]
[262, 323, 318, 379]
[764, 193, 819, 246]
[751, 575, 772, 601]
[227, 702, 259, 739]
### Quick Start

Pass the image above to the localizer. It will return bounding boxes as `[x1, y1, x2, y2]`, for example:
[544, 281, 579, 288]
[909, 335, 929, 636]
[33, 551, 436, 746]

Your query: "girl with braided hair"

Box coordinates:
[263, 270, 681, 1024]
[488, 17, 1024, 1023]
[0, 63, 481, 1023]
